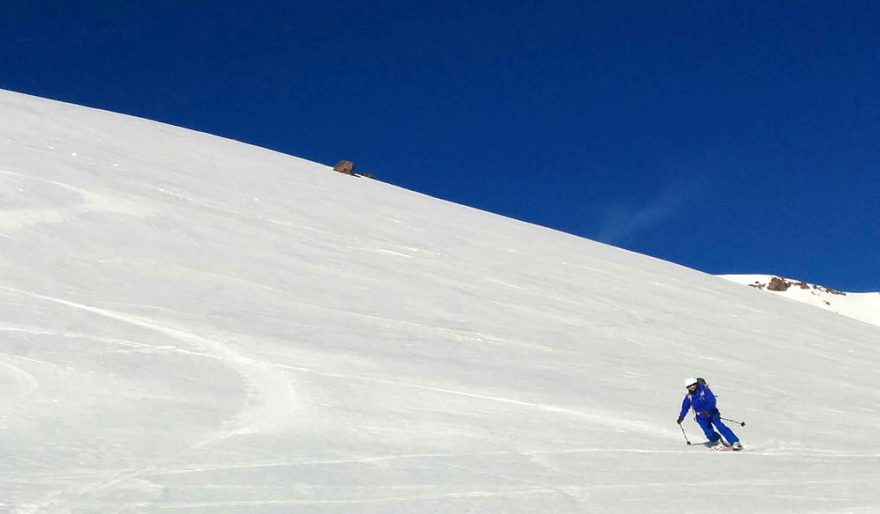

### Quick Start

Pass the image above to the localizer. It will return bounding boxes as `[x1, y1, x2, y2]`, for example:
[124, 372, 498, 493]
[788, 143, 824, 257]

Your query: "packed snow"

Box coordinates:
[720, 274, 880, 328]
[1, 89, 879, 513]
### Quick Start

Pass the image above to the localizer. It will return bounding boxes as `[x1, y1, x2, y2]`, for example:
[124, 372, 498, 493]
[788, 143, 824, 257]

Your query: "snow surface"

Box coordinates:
[721, 274, 880, 329]
[1, 89, 880, 513]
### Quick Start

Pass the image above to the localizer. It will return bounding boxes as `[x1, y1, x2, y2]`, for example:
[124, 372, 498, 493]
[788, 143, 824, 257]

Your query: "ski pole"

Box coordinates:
[721, 416, 746, 427]
[679, 423, 692, 445]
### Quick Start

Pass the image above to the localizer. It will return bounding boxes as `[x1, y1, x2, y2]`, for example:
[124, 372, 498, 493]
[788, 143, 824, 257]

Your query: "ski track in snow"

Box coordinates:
[0, 285, 300, 438]
[0, 356, 40, 400]
[0, 169, 152, 231]
[122, 489, 560, 510]
[0, 284, 657, 436]
[0, 283, 667, 510]
[0, 284, 304, 510]
[147, 446, 880, 480]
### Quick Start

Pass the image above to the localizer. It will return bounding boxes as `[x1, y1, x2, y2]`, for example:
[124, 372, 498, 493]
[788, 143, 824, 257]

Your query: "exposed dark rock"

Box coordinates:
[767, 276, 790, 292]
[333, 160, 355, 175]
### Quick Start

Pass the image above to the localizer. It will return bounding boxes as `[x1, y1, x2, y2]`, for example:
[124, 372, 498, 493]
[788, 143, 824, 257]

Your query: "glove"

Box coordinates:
[676, 417, 683, 424]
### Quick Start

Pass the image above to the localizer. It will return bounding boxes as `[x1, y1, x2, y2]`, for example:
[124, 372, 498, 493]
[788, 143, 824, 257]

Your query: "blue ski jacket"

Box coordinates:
[678, 383, 719, 420]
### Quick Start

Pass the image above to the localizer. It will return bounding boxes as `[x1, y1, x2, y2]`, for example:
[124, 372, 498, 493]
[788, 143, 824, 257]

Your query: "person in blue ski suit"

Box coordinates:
[677, 377, 741, 448]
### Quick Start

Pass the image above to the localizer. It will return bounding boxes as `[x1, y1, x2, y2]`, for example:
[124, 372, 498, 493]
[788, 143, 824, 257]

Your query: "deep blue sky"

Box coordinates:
[2, 1, 878, 291]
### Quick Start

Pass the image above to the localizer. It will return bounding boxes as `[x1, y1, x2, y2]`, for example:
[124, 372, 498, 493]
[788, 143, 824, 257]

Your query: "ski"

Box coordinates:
[693, 440, 743, 451]
[680, 433, 744, 451]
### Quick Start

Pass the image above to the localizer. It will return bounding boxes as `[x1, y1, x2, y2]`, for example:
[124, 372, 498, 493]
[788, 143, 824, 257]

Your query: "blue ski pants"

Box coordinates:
[696, 411, 740, 444]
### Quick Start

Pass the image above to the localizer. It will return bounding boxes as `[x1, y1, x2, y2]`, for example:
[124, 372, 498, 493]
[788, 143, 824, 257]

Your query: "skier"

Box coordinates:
[677, 377, 743, 450]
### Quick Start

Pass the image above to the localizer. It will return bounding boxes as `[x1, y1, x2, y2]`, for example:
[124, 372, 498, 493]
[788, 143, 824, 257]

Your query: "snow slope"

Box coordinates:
[1, 89, 879, 513]
[720, 275, 880, 329]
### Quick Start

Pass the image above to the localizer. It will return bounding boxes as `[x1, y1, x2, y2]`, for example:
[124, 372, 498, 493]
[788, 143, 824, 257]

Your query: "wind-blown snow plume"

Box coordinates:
[596, 183, 697, 245]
